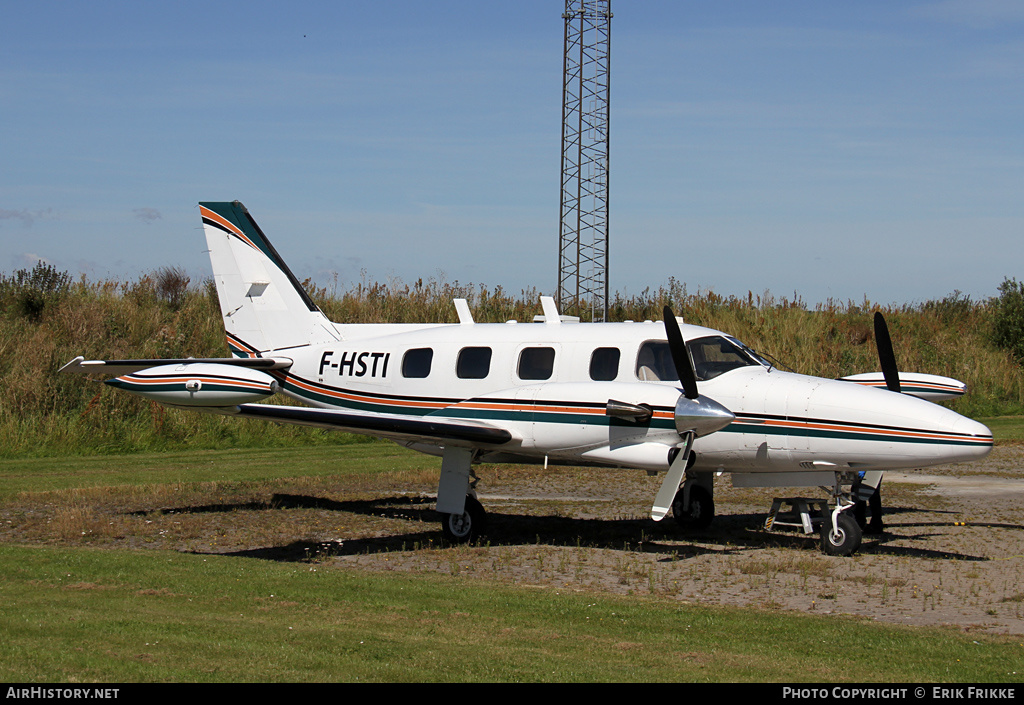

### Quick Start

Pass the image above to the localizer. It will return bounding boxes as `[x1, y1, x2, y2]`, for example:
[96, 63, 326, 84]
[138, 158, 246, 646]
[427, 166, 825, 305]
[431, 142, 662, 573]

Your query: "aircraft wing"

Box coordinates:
[60, 355, 293, 376]
[222, 403, 514, 447]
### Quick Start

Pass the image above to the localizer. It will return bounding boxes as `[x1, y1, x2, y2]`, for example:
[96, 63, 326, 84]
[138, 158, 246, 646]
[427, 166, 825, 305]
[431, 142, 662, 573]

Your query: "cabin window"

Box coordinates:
[457, 347, 492, 379]
[517, 347, 555, 380]
[401, 348, 433, 378]
[589, 347, 620, 381]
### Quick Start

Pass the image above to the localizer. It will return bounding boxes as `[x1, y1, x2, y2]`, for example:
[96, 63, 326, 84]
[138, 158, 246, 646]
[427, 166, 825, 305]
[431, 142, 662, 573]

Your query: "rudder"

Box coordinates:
[199, 201, 340, 354]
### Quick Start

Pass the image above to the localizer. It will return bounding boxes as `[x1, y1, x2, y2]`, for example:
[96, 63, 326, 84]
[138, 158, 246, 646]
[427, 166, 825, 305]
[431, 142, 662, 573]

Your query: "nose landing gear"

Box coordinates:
[819, 502, 862, 556]
[763, 495, 863, 556]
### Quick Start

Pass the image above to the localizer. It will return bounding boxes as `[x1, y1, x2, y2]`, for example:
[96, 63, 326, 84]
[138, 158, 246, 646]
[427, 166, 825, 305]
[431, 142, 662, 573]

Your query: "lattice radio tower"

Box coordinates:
[557, 0, 612, 322]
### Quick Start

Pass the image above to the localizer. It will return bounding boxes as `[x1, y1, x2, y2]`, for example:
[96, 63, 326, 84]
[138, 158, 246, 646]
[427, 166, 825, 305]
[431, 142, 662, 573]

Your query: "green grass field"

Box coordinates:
[0, 442, 417, 498]
[4, 234, 1024, 682]
[1, 542, 1019, 683]
[980, 416, 1024, 441]
[1, 441, 1022, 683]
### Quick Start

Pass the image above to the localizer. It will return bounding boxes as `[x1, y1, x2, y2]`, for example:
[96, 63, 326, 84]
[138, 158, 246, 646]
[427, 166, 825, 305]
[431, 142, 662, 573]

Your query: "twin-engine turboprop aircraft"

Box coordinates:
[62, 201, 993, 555]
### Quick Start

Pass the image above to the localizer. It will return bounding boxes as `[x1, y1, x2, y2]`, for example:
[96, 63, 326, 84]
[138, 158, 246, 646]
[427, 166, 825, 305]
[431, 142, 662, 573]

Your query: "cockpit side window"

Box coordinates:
[636, 336, 762, 382]
[687, 336, 759, 380]
[635, 342, 678, 382]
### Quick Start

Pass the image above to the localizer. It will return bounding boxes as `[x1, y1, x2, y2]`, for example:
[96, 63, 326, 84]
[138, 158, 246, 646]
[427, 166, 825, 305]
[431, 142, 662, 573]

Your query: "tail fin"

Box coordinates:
[199, 201, 340, 354]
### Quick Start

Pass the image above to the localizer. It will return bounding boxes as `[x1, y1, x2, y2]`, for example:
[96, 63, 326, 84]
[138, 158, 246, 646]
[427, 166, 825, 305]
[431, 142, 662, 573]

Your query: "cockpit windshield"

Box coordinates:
[688, 336, 769, 380]
[635, 336, 770, 382]
[725, 337, 774, 369]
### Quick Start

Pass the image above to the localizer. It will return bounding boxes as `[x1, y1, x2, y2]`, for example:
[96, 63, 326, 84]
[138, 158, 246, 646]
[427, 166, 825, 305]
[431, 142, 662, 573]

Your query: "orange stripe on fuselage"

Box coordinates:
[753, 417, 981, 443]
[853, 381, 961, 392]
[282, 374, 449, 410]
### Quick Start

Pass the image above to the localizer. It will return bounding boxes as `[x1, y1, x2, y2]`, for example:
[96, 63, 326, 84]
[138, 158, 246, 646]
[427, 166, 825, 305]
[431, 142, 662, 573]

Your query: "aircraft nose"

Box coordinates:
[953, 415, 992, 438]
[951, 415, 994, 460]
[803, 376, 994, 468]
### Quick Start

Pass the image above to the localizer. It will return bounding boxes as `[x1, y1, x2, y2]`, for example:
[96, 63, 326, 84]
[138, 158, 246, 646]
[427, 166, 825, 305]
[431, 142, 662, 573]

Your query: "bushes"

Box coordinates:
[0, 262, 72, 320]
[991, 278, 1024, 364]
[2, 267, 1024, 457]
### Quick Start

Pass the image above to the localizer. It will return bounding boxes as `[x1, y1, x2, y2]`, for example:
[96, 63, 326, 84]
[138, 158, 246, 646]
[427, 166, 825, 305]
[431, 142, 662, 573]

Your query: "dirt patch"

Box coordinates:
[2, 446, 1023, 635]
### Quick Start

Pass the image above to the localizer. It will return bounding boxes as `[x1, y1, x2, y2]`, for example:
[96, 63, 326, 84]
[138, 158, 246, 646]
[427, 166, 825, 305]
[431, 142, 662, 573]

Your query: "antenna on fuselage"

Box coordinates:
[454, 299, 474, 325]
[534, 296, 581, 324]
[540, 296, 561, 325]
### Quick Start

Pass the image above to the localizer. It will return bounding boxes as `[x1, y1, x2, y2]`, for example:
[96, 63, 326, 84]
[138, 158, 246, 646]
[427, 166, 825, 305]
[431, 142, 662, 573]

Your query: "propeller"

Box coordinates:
[873, 312, 901, 393]
[863, 312, 896, 510]
[663, 305, 699, 400]
[651, 306, 735, 521]
[662, 306, 735, 438]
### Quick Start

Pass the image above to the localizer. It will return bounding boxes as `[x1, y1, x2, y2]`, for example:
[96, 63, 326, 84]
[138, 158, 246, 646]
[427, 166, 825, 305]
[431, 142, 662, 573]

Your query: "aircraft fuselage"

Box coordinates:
[242, 318, 992, 475]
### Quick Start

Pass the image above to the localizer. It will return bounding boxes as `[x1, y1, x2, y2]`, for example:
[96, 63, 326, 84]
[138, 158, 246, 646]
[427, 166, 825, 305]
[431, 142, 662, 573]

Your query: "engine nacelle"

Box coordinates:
[838, 372, 966, 402]
[105, 363, 279, 406]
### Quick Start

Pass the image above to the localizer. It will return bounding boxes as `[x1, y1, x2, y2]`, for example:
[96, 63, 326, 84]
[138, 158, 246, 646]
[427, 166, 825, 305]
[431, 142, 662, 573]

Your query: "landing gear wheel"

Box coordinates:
[672, 485, 714, 530]
[819, 512, 862, 556]
[441, 495, 487, 543]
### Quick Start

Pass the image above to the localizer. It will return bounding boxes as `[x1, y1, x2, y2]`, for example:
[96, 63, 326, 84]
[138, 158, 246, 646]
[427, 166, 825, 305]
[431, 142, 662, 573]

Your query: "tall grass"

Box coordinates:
[1, 266, 1021, 459]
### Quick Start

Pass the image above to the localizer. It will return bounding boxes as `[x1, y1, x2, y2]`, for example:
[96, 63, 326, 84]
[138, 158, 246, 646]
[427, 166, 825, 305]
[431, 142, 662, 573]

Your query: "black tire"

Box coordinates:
[819, 512, 862, 556]
[672, 485, 714, 530]
[441, 495, 487, 543]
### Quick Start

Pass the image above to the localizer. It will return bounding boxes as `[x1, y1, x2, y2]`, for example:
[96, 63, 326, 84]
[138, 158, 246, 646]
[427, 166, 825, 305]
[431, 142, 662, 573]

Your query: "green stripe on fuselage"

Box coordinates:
[723, 421, 990, 447]
[282, 382, 990, 447]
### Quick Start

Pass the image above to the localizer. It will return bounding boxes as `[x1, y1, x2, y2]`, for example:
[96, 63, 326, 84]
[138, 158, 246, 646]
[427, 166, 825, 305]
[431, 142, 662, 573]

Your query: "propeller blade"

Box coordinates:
[663, 306, 699, 400]
[652, 431, 694, 521]
[873, 312, 901, 393]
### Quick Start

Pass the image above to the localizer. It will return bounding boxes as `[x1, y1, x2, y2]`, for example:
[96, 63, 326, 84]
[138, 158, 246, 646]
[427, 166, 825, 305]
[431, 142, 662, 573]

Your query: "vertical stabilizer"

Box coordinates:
[199, 201, 339, 354]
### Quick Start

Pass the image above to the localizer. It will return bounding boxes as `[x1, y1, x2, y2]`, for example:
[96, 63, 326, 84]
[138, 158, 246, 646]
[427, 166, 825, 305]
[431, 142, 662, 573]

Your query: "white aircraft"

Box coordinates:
[62, 201, 993, 555]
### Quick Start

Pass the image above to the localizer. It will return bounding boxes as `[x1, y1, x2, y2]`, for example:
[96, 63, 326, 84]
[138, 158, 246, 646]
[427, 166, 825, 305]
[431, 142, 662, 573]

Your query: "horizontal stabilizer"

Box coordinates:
[105, 363, 279, 406]
[60, 355, 293, 377]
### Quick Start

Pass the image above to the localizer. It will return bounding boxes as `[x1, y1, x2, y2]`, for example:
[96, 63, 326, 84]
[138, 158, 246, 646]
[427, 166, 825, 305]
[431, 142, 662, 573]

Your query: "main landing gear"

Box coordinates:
[441, 495, 487, 543]
[671, 474, 715, 530]
[436, 447, 488, 544]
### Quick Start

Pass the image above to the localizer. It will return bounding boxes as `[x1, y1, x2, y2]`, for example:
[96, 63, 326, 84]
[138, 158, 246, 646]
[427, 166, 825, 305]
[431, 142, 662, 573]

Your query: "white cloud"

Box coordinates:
[133, 207, 162, 224]
[0, 208, 52, 227]
[10, 252, 55, 270]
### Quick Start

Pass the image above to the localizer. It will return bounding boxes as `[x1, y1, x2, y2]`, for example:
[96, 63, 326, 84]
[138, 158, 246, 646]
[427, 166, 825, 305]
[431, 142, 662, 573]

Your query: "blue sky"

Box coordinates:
[3, 0, 1023, 306]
